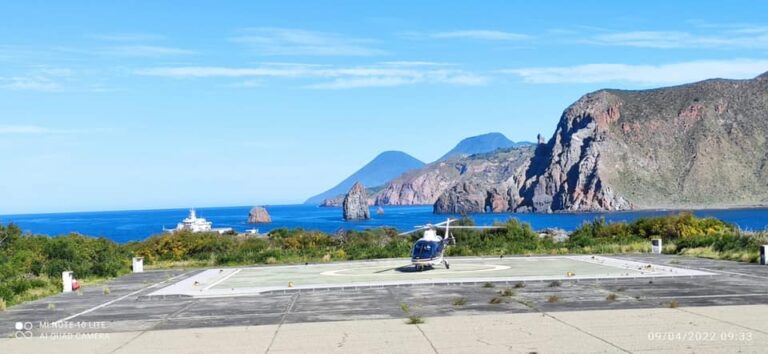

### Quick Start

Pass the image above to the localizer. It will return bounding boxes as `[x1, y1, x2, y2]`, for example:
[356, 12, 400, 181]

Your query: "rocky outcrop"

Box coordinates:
[514, 91, 632, 212]
[436, 72, 768, 213]
[343, 182, 371, 220]
[247, 206, 272, 224]
[380, 147, 535, 208]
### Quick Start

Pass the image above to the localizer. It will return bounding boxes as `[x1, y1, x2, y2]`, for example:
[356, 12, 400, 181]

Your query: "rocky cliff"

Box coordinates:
[436, 72, 768, 213]
[342, 182, 371, 220]
[378, 147, 535, 208]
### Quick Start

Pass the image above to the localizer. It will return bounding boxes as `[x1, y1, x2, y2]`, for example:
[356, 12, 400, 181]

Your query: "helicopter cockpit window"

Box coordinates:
[412, 241, 437, 259]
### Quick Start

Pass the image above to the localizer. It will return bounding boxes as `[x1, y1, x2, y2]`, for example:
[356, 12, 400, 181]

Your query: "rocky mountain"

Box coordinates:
[343, 182, 371, 220]
[304, 151, 424, 205]
[377, 147, 534, 207]
[320, 146, 535, 208]
[438, 132, 532, 161]
[436, 72, 768, 213]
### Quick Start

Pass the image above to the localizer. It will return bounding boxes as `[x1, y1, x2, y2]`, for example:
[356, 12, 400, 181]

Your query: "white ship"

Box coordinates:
[165, 209, 233, 234]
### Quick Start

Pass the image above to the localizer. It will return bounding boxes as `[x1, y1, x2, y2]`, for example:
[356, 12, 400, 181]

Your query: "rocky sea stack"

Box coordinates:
[247, 206, 272, 224]
[343, 182, 371, 220]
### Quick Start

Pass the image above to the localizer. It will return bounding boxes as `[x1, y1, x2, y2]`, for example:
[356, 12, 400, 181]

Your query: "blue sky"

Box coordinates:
[2, 1, 768, 214]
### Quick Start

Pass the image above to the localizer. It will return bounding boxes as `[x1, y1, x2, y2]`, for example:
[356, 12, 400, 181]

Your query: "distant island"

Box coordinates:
[313, 132, 534, 207]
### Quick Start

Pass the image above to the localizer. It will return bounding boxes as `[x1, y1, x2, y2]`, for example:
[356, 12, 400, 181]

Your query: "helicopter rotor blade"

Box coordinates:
[397, 228, 425, 236]
[434, 225, 505, 229]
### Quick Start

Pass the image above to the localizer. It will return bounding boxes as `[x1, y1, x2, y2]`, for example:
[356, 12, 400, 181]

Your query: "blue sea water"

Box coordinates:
[2, 205, 768, 244]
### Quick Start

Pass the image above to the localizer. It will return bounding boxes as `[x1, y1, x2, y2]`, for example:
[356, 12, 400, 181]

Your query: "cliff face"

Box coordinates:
[436, 72, 768, 213]
[343, 182, 371, 220]
[514, 91, 632, 212]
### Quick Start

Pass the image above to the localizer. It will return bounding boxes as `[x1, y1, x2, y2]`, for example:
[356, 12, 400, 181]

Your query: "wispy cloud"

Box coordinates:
[589, 28, 768, 49]
[89, 33, 165, 42]
[136, 63, 489, 89]
[426, 30, 530, 41]
[502, 59, 768, 85]
[87, 32, 194, 57]
[0, 68, 73, 91]
[100, 45, 196, 57]
[230, 28, 385, 56]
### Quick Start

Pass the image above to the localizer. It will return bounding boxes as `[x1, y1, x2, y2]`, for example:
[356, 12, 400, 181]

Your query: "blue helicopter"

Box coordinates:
[399, 218, 503, 271]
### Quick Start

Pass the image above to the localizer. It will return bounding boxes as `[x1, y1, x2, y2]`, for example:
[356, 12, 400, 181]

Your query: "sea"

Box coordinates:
[1, 205, 768, 244]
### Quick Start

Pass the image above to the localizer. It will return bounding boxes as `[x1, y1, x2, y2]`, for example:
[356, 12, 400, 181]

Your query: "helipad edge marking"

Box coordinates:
[204, 268, 242, 290]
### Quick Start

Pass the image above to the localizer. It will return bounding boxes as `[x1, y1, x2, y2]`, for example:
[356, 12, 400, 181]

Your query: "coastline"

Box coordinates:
[2, 204, 768, 244]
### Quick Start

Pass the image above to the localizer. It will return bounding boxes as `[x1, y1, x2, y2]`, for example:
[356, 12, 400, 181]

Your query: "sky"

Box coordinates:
[2, 0, 768, 214]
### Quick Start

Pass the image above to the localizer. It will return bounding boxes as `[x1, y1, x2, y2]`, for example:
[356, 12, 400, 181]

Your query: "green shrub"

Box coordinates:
[489, 296, 505, 304]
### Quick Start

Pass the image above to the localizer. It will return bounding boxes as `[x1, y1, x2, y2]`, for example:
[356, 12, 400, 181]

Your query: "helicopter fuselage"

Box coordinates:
[410, 229, 448, 269]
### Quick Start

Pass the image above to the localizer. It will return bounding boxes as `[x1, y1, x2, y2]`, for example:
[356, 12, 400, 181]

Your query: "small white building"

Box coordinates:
[167, 209, 232, 234]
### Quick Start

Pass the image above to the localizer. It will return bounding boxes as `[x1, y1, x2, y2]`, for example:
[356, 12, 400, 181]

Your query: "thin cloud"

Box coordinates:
[379, 61, 456, 67]
[0, 68, 73, 91]
[590, 29, 768, 49]
[137, 64, 489, 89]
[428, 30, 530, 41]
[231, 28, 385, 56]
[502, 59, 768, 85]
[89, 33, 165, 42]
[101, 45, 195, 57]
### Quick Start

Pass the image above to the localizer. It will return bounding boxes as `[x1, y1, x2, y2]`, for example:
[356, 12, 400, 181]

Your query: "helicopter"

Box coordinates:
[398, 218, 504, 271]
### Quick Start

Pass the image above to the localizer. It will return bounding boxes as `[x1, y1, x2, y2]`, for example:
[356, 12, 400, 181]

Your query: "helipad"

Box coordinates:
[147, 255, 712, 298]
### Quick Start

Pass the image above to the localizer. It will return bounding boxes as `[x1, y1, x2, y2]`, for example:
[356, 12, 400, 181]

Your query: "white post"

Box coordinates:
[62, 271, 73, 292]
[651, 239, 663, 254]
[760, 245, 767, 265]
[132, 257, 144, 273]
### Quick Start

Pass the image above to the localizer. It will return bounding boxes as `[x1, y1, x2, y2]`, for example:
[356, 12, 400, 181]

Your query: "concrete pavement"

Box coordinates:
[2, 305, 766, 353]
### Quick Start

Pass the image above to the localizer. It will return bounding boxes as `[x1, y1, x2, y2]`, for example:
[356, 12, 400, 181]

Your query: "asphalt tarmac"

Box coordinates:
[2, 254, 768, 338]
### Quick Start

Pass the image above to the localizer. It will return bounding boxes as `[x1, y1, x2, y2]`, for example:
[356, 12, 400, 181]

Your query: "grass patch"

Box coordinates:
[500, 288, 515, 297]
[606, 293, 618, 301]
[547, 295, 560, 303]
[12, 282, 59, 305]
[400, 302, 424, 324]
[452, 297, 467, 307]
[400, 303, 410, 314]
[0, 298, 6, 311]
[406, 315, 424, 325]
[548, 280, 562, 288]
[482, 282, 495, 288]
[103, 287, 111, 295]
[489, 296, 506, 304]
[514, 282, 526, 289]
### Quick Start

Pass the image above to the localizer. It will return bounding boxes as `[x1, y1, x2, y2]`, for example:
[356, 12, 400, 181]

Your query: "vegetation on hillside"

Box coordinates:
[1, 213, 765, 309]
